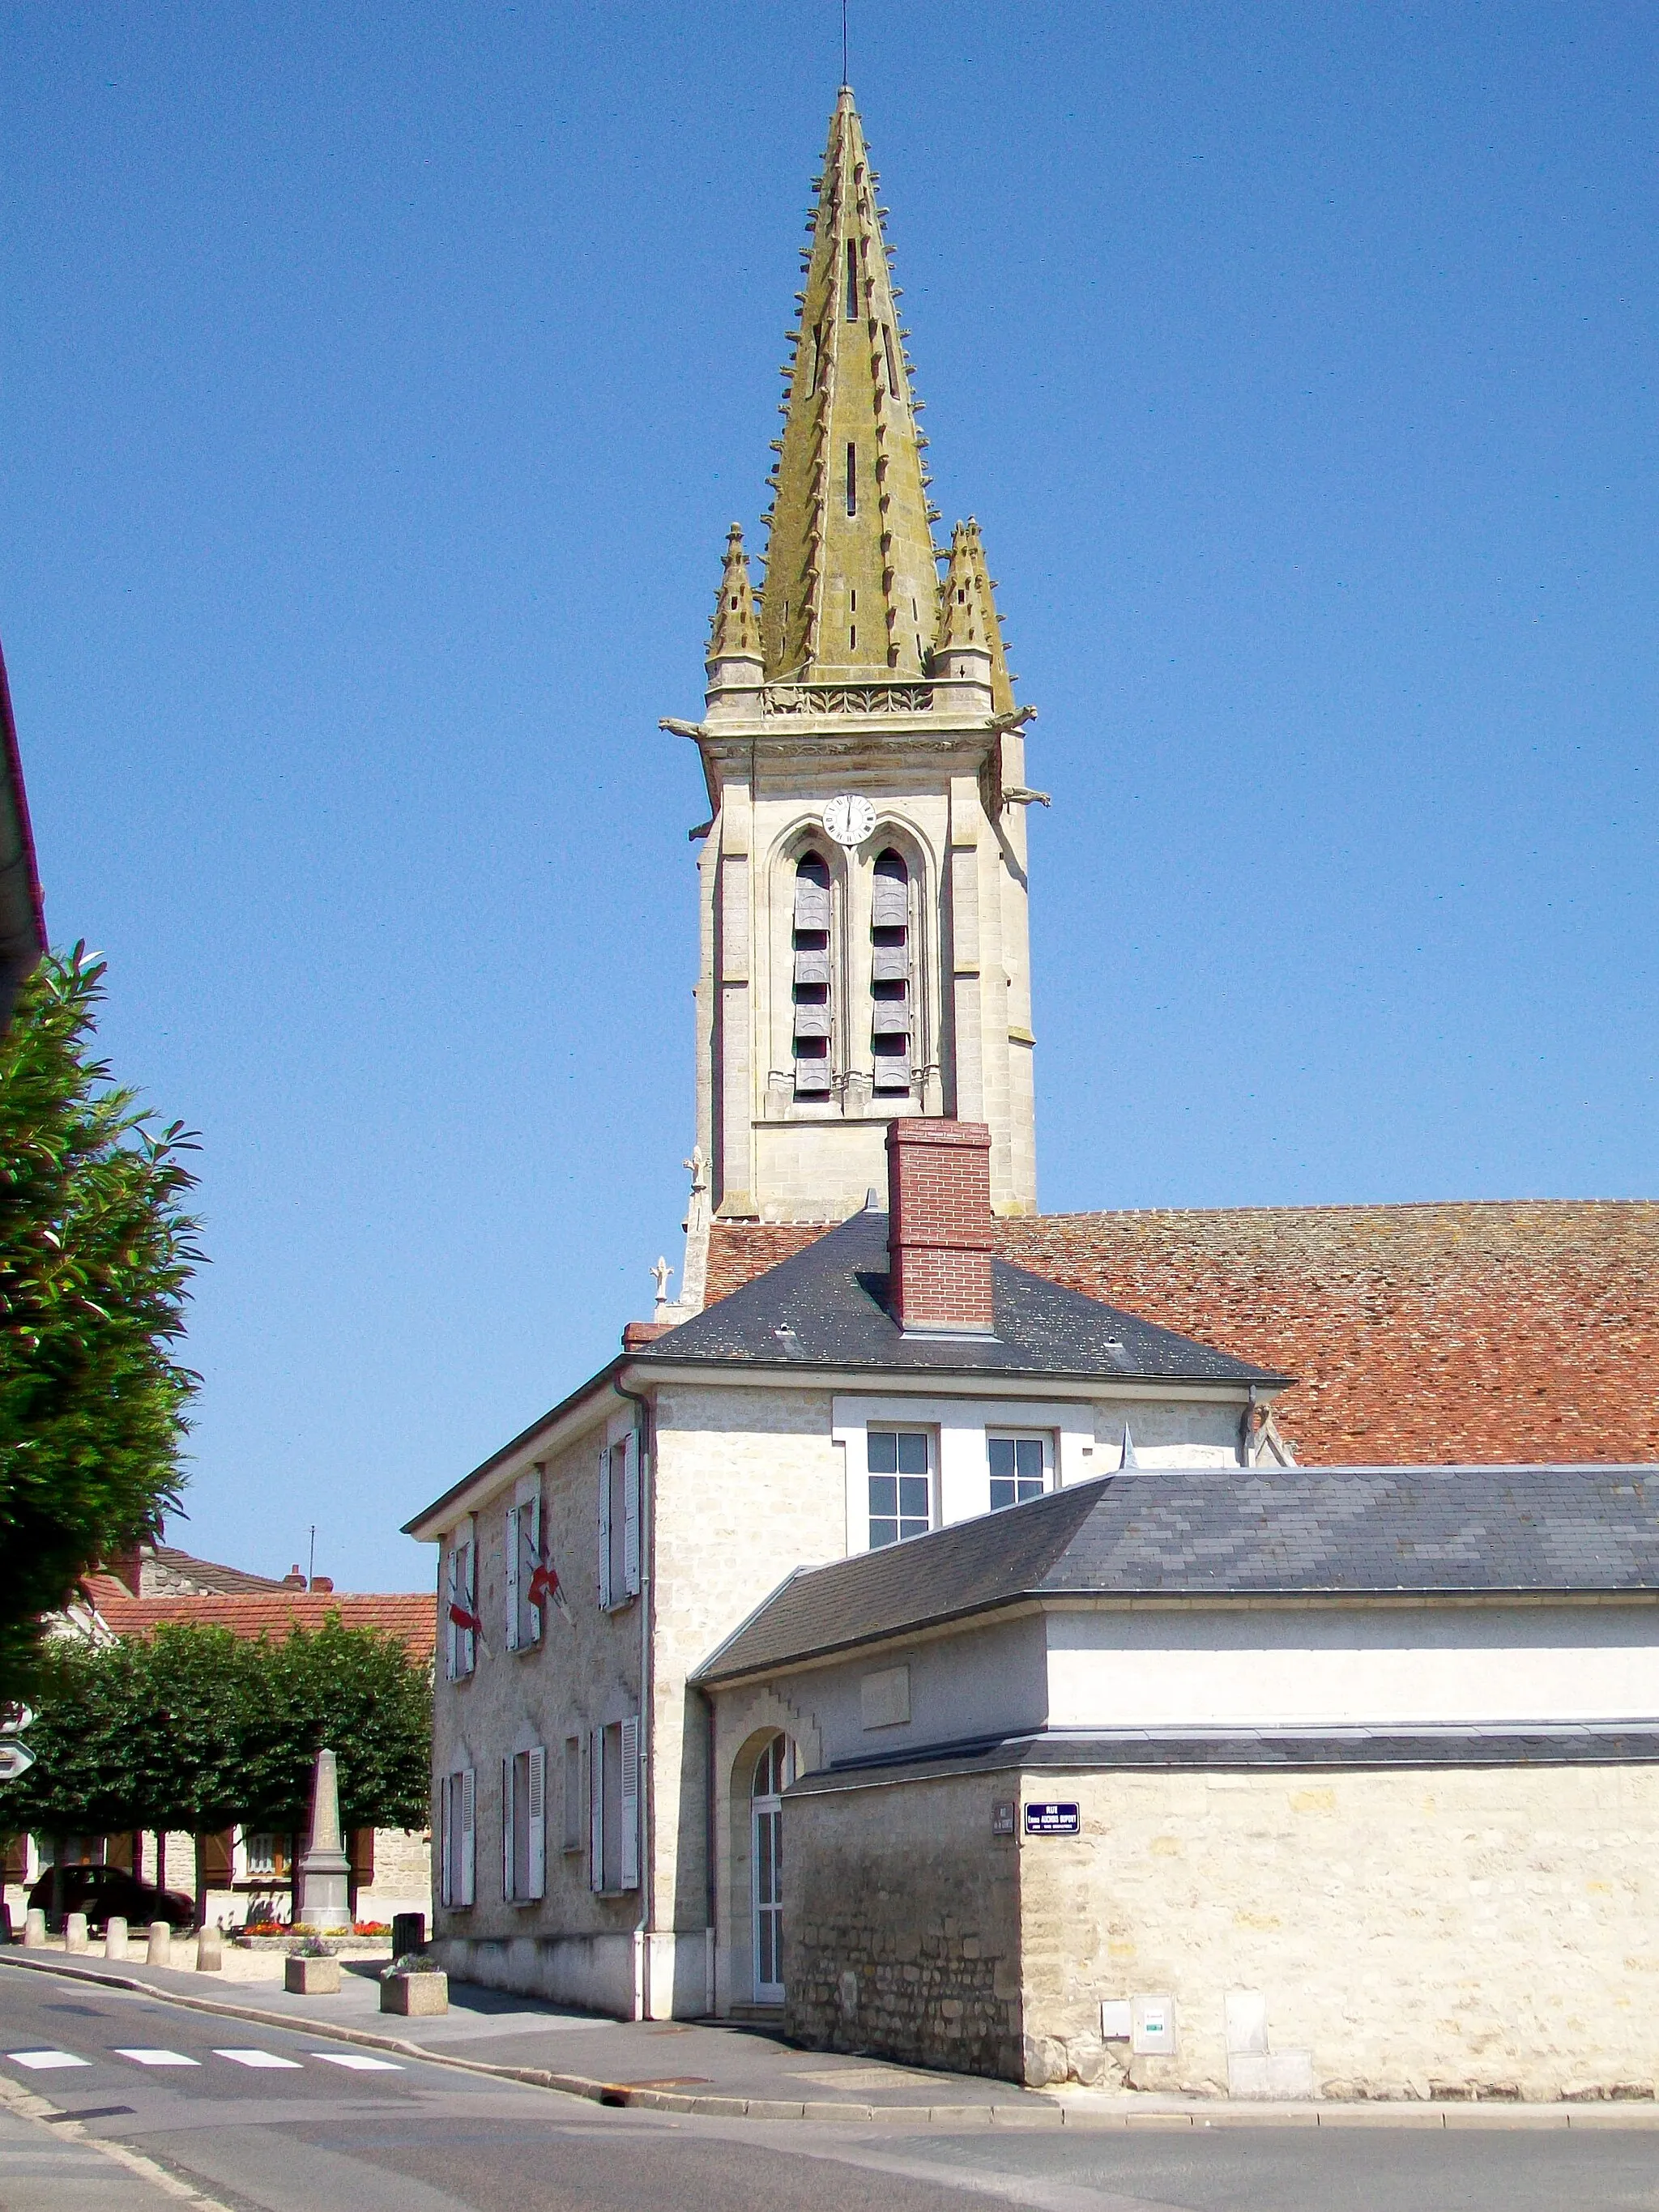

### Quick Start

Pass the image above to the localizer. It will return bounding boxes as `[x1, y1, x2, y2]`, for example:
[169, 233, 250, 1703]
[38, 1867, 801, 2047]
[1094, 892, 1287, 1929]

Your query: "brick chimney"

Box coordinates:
[886, 1119, 996, 1336]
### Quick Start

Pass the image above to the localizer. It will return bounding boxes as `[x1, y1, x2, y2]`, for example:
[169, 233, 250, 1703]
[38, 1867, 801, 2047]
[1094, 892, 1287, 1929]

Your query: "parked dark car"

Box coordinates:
[26, 1863, 194, 1934]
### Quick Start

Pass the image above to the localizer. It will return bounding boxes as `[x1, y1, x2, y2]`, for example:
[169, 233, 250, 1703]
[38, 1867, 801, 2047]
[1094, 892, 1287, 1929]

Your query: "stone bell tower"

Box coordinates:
[663, 87, 1042, 1236]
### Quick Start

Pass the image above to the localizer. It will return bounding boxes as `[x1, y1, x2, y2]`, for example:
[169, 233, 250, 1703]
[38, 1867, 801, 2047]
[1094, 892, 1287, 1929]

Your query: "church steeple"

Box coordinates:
[759, 87, 939, 683]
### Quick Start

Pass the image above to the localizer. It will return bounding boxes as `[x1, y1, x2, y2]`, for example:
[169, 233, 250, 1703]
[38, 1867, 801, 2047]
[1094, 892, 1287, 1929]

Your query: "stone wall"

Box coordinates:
[1021, 1762, 1659, 2100]
[786, 1772, 1022, 2079]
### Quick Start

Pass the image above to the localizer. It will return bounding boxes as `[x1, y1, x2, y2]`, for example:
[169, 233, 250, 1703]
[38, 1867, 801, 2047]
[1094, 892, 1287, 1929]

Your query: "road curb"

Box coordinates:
[6, 1953, 1659, 2129]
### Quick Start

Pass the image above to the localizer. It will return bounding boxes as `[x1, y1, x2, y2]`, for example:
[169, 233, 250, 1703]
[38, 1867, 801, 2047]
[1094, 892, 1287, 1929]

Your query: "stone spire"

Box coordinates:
[759, 87, 939, 683]
[707, 523, 763, 682]
[934, 517, 1015, 718]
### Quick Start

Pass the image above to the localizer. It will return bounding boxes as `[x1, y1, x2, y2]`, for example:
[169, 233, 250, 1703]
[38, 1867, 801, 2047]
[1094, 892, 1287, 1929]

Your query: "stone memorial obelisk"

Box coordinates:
[295, 1746, 352, 1933]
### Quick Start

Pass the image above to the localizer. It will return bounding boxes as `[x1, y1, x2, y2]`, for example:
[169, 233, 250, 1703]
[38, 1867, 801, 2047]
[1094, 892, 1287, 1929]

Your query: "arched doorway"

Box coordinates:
[750, 1733, 795, 2003]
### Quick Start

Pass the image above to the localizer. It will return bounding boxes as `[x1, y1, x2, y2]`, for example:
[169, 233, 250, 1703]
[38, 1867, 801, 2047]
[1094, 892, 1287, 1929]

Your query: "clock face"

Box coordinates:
[821, 794, 876, 849]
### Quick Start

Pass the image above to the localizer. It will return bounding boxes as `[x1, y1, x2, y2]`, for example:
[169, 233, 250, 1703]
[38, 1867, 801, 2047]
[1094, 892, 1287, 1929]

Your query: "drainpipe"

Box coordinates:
[613, 1370, 653, 2021]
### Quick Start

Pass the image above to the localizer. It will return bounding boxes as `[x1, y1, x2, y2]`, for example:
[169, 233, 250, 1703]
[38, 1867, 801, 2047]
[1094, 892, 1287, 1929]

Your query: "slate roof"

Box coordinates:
[694, 1463, 1659, 1683]
[640, 1204, 1284, 1385]
[789, 1724, 1659, 1788]
[705, 1201, 1659, 1464]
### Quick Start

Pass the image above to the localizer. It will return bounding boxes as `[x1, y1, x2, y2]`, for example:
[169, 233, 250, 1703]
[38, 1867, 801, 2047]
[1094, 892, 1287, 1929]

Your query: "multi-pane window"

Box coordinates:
[870, 848, 911, 1094]
[792, 852, 834, 1097]
[988, 1434, 1048, 1511]
[867, 1428, 931, 1548]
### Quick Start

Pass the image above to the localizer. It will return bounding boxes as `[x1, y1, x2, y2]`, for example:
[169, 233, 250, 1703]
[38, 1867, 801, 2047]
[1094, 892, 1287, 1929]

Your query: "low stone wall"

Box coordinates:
[785, 1771, 1022, 2079]
[1020, 1762, 1659, 2101]
[434, 1930, 635, 2017]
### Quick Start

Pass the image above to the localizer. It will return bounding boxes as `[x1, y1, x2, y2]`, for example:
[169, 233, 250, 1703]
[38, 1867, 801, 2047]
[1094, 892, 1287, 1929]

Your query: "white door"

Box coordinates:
[751, 1734, 794, 2003]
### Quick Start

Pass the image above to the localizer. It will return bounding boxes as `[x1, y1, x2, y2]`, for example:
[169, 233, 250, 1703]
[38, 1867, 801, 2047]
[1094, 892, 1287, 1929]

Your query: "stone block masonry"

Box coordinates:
[785, 1772, 1022, 2079]
[1020, 1762, 1659, 2099]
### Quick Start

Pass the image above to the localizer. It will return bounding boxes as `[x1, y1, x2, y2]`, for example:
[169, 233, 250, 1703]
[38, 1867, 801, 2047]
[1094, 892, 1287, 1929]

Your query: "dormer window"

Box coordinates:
[792, 852, 833, 1097]
[870, 847, 911, 1094]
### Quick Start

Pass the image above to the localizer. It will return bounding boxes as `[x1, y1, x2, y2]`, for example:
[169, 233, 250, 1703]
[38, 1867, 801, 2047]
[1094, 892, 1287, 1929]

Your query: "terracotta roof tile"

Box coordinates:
[706, 1201, 1659, 1466]
[79, 1579, 436, 1664]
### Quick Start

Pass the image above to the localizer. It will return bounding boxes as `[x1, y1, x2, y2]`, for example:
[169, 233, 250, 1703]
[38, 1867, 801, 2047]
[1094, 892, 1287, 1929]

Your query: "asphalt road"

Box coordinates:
[3, 1970, 1659, 2212]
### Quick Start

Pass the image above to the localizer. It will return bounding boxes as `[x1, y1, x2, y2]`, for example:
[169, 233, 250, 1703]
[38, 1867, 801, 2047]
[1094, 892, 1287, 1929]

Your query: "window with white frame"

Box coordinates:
[439, 1767, 475, 1907]
[505, 1474, 544, 1652]
[590, 1716, 640, 1894]
[445, 1519, 478, 1679]
[501, 1745, 546, 1903]
[867, 1428, 932, 1548]
[987, 1432, 1051, 1511]
[597, 1432, 641, 1609]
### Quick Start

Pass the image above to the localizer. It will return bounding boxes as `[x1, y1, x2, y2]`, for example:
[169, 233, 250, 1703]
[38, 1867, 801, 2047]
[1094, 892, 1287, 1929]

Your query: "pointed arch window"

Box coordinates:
[845, 238, 859, 320]
[792, 852, 833, 1097]
[870, 848, 912, 1094]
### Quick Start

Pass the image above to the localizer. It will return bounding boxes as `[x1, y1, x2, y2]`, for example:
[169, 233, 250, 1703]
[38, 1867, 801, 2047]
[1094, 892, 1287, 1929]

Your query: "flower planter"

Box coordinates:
[381, 1971, 447, 2016]
[284, 1954, 342, 1995]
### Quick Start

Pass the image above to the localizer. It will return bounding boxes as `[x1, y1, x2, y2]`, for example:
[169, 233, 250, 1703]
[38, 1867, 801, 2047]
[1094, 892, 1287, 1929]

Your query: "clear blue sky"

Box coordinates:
[4, 5, 1655, 1589]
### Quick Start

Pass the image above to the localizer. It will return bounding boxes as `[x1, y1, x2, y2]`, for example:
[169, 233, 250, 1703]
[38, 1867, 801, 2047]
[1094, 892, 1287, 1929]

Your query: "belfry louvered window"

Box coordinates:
[792, 852, 834, 1097]
[870, 848, 912, 1093]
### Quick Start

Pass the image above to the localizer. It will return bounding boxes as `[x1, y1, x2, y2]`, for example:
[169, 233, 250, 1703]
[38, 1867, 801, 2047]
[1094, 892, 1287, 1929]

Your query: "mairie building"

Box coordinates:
[407, 87, 1659, 2100]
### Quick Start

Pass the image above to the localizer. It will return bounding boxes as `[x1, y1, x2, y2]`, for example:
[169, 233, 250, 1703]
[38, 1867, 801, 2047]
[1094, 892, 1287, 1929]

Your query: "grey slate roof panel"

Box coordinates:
[788, 1724, 1659, 1792]
[637, 1205, 1284, 1384]
[694, 1464, 1659, 1682]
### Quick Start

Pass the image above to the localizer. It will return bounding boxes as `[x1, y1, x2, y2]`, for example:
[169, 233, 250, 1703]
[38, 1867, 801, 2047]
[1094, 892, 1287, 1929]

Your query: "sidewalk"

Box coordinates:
[4, 1946, 1657, 2130]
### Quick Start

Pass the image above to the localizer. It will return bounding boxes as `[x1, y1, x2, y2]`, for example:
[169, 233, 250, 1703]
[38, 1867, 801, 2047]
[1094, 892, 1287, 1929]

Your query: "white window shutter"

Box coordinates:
[527, 1745, 546, 1899]
[620, 1714, 640, 1891]
[501, 1758, 514, 1901]
[622, 1432, 642, 1599]
[597, 1449, 612, 1609]
[439, 1780, 451, 1905]
[525, 1492, 543, 1643]
[459, 1767, 476, 1907]
[445, 1551, 458, 1681]
[504, 1504, 521, 1652]
[589, 1728, 604, 1891]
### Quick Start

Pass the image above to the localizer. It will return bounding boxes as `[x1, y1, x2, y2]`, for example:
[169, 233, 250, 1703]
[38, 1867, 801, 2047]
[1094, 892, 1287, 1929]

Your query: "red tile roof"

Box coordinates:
[705, 1201, 1659, 1466]
[79, 1579, 437, 1665]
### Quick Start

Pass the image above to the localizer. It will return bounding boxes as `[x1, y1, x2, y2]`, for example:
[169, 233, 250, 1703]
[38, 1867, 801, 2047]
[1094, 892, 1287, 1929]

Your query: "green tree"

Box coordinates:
[0, 948, 202, 1691]
[6, 1619, 432, 1843]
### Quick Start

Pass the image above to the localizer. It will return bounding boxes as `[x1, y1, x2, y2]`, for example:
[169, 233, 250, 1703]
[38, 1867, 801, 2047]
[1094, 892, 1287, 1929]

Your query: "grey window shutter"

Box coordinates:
[872, 999, 911, 1034]
[871, 940, 910, 980]
[527, 1746, 547, 1899]
[793, 946, 830, 985]
[589, 1729, 604, 1891]
[459, 1767, 476, 1907]
[622, 1431, 642, 1598]
[596, 1448, 612, 1608]
[504, 1505, 520, 1652]
[791, 999, 832, 1037]
[501, 1757, 514, 1900]
[794, 1057, 832, 1093]
[620, 1715, 641, 1891]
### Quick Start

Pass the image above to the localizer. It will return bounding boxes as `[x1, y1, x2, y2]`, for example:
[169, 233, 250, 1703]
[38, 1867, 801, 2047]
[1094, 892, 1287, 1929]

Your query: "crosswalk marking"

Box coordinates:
[115, 2048, 201, 2067]
[212, 2048, 304, 2070]
[6, 2051, 89, 2070]
[308, 2052, 403, 2071]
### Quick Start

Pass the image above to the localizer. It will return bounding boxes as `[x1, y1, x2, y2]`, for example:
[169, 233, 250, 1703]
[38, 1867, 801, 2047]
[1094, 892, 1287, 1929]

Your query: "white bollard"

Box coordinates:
[194, 1926, 222, 1972]
[104, 1916, 128, 1961]
[22, 1908, 45, 1948]
[147, 1920, 172, 1967]
[64, 1912, 88, 1953]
